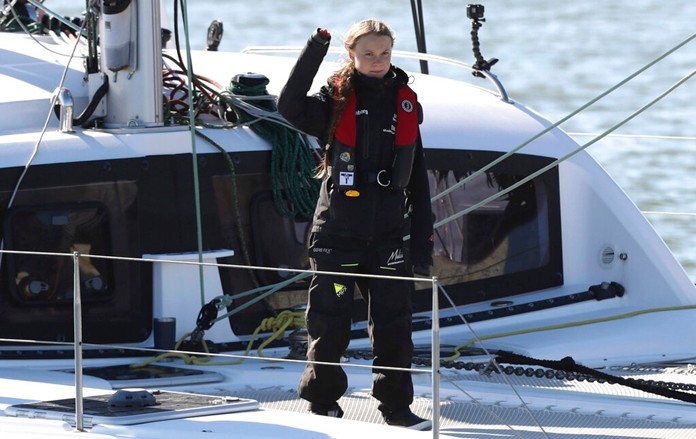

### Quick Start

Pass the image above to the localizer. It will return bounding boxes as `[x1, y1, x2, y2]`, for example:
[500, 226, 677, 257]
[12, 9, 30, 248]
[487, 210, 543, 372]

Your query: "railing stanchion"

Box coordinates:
[431, 277, 440, 438]
[73, 251, 84, 431]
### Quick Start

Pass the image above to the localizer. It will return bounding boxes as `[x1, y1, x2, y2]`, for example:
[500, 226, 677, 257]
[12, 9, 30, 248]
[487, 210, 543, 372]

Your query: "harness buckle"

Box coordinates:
[376, 170, 391, 188]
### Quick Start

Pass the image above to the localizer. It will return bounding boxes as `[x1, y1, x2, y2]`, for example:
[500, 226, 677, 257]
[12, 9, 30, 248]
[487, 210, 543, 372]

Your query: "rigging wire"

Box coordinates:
[0, 12, 87, 275]
[436, 281, 551, 438]
[568, 132, 696, 141]
[409, 0, 429, 74]
[568, 132, 696, 218]
[192, 129, 263, 292]
[176, 0, 207, 307]
[430, 30, 696, 206]
[643, 211, 696, 217]
[434, 66, 696, 230]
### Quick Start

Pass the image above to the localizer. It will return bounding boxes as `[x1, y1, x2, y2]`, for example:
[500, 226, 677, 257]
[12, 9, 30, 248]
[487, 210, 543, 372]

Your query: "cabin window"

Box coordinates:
[416, 149, 563, 307]
[3, 203, 112, 305]
[0, 176, 149, 345]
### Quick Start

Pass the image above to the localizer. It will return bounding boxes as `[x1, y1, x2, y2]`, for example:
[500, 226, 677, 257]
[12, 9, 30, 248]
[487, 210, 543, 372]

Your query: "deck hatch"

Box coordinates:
[5, 390, 258, 427]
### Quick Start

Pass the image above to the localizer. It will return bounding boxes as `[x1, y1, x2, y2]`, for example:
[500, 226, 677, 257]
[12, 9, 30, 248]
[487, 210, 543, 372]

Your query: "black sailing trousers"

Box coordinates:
[298, 233, 415, 410]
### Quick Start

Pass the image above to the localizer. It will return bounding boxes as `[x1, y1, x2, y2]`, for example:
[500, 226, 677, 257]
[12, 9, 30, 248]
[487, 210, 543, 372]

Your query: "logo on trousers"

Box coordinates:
[386, 249, 404, 266]
[334, 283, 347, 297]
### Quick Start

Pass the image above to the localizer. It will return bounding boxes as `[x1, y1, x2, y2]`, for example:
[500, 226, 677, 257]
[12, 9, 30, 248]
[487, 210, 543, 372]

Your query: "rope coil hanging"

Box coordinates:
[228, 73, 319, 218]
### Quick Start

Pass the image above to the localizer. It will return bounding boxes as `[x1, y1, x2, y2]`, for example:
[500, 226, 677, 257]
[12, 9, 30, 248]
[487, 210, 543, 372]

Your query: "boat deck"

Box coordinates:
[238, 383, 696, 438]
[3, 353, 696, 438]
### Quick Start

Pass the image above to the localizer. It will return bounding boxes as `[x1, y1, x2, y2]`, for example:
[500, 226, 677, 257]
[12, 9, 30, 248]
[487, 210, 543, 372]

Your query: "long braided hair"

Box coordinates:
[317, 19, 395, 178]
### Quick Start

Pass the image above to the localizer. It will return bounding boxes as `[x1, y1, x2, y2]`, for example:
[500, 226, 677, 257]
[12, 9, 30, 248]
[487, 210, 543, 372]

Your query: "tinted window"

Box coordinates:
[415, 149, 562, 308]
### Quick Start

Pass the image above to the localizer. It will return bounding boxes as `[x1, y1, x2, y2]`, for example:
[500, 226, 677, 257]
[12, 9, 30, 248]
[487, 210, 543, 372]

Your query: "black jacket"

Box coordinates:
[278, 33, 433, 267]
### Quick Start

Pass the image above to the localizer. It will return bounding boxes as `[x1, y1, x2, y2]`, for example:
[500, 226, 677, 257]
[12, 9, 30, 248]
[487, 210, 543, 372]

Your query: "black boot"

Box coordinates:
[378, 404, 431, 430]
[309, 401, 344, 418]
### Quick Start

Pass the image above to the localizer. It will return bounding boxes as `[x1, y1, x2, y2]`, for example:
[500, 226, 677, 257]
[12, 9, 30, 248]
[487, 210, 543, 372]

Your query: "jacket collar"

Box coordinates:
[354, 65, 408, 90]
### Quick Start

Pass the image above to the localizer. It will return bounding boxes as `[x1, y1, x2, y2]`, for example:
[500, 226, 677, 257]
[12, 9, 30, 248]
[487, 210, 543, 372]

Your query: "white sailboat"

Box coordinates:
[1, 1, 696, 438]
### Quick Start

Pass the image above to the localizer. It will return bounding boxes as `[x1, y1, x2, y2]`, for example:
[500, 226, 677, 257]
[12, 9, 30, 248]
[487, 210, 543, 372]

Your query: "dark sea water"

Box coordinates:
[49, 0, 696, 278]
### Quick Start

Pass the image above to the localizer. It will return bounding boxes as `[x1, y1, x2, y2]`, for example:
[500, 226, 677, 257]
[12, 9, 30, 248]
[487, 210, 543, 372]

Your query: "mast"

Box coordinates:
[99, 0, 163, 128]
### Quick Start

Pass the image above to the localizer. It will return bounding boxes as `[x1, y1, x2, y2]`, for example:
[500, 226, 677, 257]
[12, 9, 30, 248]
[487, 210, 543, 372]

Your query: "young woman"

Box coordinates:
[278, 19, 433, 430]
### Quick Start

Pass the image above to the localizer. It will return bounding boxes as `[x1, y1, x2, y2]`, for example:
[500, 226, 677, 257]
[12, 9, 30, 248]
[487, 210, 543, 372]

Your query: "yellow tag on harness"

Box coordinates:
[344, 190, 360, 197]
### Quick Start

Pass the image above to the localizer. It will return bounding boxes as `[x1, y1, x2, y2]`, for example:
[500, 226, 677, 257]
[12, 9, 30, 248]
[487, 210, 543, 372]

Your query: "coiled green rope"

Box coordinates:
[228, 75, 319, 218]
